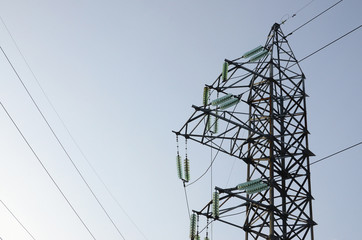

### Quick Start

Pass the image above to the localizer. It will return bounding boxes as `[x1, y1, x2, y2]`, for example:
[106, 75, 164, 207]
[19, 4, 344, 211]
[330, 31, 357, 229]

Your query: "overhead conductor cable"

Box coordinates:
[0, 200, 37, 240]
[1, 14, 149, 240]
[0, 100, 97, 240]
[286, 0, 343, 37]
[0, 45, 126, 240]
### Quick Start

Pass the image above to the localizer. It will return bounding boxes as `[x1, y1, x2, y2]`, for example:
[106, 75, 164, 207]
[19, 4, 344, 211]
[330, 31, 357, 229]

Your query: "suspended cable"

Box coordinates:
[310, 141, 362, 166]
[2, 16, 128, 231]
[225, 129, 246, 188]
[183, 181, 191, 218]
[91, 170, 149, 240]
[210, 137, 214, 240]
[274, 141, 362, 183]
[197, 218, 215, 235]
[0, 46, 127, 240]
[280, 0, 315, 25]
[60, 134, 147, 239]
[225, 159, 237, 187]
[176, 135, 191, 217]
[0, 200, 37, 240]
[205, 217, 210, 240]
[210, 138, 213, 197]
[272, 24, 362, 77]
[0, 16, 147, 236]
[0, 101, 97, 240]
[219, 210, 247, 219]
[0, 15, 46, 98]
[295, 0, 315, 15]
[185, 132, 221, 187]
[286, 0, 343, 37]
[186, 25, 361, 187]
[298, 24, 362, 62]
[186, 104, 238, 187]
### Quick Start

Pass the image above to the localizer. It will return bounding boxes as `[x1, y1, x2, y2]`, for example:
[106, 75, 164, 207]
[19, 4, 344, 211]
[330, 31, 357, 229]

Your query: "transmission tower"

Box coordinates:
[174, 23, 316, 240]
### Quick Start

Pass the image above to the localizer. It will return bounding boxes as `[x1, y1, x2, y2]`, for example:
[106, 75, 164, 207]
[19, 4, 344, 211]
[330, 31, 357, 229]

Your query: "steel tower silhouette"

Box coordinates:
[174, 23, 316, 240]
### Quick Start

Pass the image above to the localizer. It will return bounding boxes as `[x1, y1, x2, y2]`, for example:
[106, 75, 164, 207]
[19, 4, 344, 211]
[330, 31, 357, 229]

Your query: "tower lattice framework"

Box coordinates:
[174, 23, 316, 240]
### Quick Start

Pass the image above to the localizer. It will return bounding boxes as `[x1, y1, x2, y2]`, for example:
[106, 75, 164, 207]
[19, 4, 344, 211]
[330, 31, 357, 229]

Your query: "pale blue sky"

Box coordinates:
[0, 1, 361, 240]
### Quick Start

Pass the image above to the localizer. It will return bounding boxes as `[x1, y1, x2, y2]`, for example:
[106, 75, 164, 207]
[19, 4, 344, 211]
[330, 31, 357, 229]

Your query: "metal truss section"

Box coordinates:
[174, 23, 316, 240]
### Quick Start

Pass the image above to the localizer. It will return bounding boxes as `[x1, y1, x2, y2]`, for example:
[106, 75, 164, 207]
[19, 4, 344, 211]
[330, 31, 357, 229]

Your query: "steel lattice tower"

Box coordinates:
[174, 23, 316, 240]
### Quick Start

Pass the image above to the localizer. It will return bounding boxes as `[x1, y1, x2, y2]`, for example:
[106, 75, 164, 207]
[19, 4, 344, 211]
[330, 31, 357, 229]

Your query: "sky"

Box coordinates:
[0, 0, 361, 240]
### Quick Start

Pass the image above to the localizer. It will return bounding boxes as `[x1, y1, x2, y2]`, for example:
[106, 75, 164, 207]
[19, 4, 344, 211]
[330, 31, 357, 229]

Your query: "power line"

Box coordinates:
[183, 182, 191, 218]
[280, 0, 315, 25]
[0, 100, 97, 240]
[294, 0, 315, 15]
[274, 141, 362, 182]
[189, 25, 361, 187]
[0, 15, 148, 240]
[83, 155, 148, 240]
[310, 141, 362, 166]
[0, 45, 126, 240]
[197, 219, 215, 234]
[184, 131, 221, 187]
[210, 139, 214, 239]
[219, 210, 246, 219]
[186, 24, 361, 187]
[299, 24, 362, 62]
[186, 104, 239, 187]
[0, 45, 127, 240]
[0, 200, 37, 240]
[286, 0, 343, 37]
[274, 24, 362, 75]
[200, 23, 360, 188]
